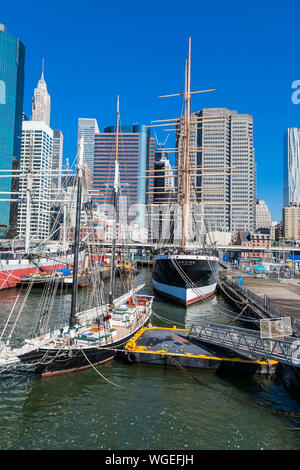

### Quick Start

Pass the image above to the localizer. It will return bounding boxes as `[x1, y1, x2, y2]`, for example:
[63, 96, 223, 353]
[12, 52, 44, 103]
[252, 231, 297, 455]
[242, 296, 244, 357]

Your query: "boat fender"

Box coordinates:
[127, 352, 136, 363]
[65, 335, 74, 346]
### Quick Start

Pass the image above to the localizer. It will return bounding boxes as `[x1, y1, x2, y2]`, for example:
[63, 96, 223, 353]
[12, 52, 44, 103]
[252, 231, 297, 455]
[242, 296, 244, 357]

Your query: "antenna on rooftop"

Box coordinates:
[154, 131, 170, 149]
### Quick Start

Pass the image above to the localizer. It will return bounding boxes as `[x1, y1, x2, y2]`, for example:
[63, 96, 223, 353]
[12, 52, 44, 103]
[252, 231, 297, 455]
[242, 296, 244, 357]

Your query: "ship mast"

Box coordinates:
[181, 37, 192, 248]
[152, 37, 215, 248]
[25, 133, 33, 254]
[109, 96, 120, 305]
[69, 137, 84, 327]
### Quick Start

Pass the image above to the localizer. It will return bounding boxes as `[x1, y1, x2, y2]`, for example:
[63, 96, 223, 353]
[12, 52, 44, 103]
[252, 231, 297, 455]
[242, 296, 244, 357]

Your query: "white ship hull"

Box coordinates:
[152, 278, 217, 305]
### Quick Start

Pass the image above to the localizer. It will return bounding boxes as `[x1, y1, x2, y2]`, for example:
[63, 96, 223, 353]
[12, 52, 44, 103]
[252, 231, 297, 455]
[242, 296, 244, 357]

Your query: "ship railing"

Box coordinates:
[188, 322, 300, 367]
[126, 295, 154, 334]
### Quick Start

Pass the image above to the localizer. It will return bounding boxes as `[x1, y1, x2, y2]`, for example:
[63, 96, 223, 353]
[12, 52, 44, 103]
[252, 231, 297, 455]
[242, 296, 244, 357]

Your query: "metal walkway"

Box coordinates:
[188, 323, 300, 367]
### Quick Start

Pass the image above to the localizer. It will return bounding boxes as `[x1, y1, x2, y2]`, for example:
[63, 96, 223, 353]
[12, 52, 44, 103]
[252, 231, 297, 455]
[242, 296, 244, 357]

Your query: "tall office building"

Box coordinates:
[153, 149, 174, 204]
[77, 118, 99, 177]
[52, 130, 63, 191]
[93, 124, 155, 234]
[283, 203, 300, 240]
[152, 149, 175, 243]
[0, 24, 25, 237]
[17, 121, 53, 241]
[176, 107, 255, 233]
[255, 199, 272, 231]
[284, 128, 300, 206]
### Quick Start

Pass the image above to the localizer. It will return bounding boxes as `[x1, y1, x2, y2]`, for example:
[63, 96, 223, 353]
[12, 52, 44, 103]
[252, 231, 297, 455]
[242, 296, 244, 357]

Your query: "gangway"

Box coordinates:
[187, 322, 300, 367]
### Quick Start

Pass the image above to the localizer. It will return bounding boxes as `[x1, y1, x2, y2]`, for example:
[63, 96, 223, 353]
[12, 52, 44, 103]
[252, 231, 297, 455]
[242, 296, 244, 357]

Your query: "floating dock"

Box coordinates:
[124, 325, 277, 374]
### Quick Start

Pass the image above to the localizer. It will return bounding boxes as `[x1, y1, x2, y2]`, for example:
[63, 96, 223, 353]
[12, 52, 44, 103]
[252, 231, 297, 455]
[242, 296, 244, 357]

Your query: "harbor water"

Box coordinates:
[0, 267, 299, 450]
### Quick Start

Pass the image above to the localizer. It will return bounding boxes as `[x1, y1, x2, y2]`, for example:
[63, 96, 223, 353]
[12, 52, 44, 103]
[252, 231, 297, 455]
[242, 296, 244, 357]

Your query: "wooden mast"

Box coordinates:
[109, 96, 120, 305]
[25, 133, 33, 254]
[156, 38, 215, 247]
[181, 37, 191, 247]
[69, 136, 84, 327]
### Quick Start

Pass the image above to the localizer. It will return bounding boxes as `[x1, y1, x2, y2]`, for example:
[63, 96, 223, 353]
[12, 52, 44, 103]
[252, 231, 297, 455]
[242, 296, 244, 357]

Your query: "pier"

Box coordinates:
[218, 270, 300, 334]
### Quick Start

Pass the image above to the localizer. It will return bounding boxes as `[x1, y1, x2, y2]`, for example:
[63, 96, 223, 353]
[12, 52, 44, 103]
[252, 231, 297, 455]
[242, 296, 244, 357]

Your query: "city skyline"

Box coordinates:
[1, 1, 300, 223]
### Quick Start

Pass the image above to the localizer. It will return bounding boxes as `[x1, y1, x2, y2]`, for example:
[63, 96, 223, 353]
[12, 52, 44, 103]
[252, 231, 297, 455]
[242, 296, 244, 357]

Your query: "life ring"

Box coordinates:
[135, 297, 149, 305]
[127, 352, 137, 363]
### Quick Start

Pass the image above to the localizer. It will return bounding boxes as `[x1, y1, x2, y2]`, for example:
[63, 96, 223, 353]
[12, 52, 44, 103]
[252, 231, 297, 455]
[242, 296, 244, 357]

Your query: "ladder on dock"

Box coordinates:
[188, 323, 300, 367]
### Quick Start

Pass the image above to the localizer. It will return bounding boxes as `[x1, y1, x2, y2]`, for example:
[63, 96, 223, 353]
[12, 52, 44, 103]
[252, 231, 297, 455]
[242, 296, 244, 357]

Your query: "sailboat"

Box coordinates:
[152, 38, 219, 306]
[0, 100, 153, 376]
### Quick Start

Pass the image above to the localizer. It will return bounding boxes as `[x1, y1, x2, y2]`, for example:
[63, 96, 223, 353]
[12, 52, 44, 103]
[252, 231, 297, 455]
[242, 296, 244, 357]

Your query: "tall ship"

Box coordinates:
[0, 104, 153, 376]
[152, 38, 219, 306]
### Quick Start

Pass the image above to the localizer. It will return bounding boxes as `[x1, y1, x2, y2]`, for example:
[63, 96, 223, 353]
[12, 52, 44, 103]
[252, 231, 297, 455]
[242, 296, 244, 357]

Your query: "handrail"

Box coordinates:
[188, 322, 300, 366]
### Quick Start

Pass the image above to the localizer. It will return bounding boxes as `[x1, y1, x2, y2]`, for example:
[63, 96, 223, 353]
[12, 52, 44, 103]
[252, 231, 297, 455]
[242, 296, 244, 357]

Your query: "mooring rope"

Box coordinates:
[80, 347, 129, 390]
[167, 354, 300, 419]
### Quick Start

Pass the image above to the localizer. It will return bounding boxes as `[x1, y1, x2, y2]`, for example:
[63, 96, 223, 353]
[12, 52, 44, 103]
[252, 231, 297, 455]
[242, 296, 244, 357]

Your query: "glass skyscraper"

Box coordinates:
[284, 128, 300, 207]
[93, 124, 155, 230]
[77, 118, 99, 179]
[0, 24, 25, 237]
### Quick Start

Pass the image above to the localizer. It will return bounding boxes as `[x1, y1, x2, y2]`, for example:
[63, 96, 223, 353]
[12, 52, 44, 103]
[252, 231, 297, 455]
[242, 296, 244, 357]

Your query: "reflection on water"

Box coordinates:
[0, 267, 299, 450]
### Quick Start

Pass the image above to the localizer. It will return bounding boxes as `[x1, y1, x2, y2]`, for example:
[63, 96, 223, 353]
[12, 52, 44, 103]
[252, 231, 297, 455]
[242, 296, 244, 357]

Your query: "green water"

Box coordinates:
[0, 268, 299, 450]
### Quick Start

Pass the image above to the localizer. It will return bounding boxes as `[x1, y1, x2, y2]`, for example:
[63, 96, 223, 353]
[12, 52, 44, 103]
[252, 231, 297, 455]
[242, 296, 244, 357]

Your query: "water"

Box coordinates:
[0, 267, 299, 450]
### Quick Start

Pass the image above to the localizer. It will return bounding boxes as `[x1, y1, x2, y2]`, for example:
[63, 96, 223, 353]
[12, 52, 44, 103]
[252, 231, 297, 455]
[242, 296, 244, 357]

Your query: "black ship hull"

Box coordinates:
[152, 253, 218, 306]
[17, 345, 115, 377]
[17, 317, 151, 377]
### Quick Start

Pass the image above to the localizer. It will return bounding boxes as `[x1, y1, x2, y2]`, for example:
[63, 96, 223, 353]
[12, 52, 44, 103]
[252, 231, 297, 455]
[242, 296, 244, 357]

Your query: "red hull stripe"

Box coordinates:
[186, 291, 214, 304]
[0, 262, 82, 290]
[41, 355, 114, 377]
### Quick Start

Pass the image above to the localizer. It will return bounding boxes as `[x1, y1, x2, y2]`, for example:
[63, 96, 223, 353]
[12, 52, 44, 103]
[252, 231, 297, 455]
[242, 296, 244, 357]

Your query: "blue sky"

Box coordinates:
[2, 0, 300, 221]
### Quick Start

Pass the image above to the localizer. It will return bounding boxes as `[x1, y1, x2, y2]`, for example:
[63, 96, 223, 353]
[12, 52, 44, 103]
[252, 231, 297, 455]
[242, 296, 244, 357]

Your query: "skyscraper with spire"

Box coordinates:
[17, 61, 57, 241]
[31, 60, 51, 126]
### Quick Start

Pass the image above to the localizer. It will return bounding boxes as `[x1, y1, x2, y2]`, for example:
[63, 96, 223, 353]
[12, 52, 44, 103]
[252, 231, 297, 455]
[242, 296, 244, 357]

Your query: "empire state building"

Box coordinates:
[31, 61, 51, 126]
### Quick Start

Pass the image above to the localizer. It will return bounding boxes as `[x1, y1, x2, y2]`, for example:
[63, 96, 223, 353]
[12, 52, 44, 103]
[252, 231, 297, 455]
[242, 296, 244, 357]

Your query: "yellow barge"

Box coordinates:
[124, 325, 278, 375]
